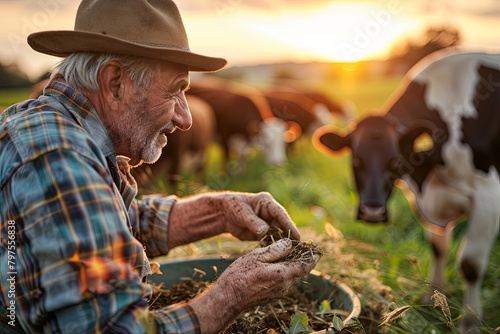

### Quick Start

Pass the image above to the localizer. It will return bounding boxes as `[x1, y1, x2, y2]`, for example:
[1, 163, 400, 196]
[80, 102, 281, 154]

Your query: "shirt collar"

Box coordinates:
[43, 74, 116, 158]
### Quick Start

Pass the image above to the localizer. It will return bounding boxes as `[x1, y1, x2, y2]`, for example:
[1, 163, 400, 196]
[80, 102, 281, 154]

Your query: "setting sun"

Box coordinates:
[238, 3, 419, 62]
[1, 0, 500, 77]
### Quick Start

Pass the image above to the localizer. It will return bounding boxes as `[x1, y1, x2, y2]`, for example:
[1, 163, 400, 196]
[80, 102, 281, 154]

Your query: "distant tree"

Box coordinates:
[274, 68, 296, 81]
[386, 25, 461, 75]
[418, 25, 460, 55]
[0, 62, 32, 89]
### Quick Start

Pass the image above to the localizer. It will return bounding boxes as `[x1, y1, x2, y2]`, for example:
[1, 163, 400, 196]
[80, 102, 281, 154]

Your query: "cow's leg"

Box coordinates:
[426, 224, 452, 293]
[396, 180, 452, 297]
[458, 190, 500, 332]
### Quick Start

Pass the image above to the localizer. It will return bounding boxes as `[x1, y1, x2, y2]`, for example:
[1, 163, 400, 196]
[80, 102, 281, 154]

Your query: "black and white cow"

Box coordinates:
[314, 51, 500, 331]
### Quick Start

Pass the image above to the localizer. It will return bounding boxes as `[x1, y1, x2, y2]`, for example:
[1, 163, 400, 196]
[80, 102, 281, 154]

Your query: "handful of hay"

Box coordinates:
[261, 226, 325, 263]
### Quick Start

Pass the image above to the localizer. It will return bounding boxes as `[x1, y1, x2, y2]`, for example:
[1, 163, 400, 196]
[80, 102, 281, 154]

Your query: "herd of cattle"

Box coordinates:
[132, 75, 350, 189]
[28, 50, 499, 331]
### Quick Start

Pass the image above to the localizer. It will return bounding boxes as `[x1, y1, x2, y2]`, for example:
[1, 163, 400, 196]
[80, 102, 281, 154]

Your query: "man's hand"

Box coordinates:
[188, 239, 320, 334]
[167, 191, 300, 249]
[218, 191, 300, 241]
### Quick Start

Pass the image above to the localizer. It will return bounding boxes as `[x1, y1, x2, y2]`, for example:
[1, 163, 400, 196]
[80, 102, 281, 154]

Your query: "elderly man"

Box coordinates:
[0, 1, 319, 333]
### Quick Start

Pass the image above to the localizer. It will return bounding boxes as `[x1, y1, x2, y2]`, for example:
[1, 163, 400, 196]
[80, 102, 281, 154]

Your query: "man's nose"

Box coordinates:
[172, 92, 192, 131]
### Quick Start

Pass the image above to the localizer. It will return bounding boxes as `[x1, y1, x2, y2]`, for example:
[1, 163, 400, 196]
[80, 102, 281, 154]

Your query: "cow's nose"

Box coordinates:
[358, 204, 387, 223]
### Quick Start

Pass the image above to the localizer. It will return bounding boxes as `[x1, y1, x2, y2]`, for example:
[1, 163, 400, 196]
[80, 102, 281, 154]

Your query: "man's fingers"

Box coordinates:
[237, 202, 270, 238]
[255, 192, 301, 241]
[254, 238, 292, 263]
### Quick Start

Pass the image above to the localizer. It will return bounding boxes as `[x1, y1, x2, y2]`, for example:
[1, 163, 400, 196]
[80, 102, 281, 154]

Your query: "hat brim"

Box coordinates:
[28, 31, 227, 72]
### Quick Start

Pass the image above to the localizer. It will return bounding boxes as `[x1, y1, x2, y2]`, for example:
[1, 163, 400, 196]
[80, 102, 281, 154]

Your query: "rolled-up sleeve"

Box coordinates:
[153, 304, 201, 334]
[129, 195, 178, 258]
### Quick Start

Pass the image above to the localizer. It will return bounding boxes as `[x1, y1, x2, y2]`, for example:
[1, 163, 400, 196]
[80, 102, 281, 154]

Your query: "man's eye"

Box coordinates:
[165, 92, 179, 99]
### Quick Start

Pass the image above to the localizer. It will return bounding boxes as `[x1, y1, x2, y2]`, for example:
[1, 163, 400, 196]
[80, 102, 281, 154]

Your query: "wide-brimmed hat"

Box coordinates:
[27, 0, 227, 72]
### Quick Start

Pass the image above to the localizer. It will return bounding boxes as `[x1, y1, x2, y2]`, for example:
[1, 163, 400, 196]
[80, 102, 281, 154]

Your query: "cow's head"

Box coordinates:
[314, 117, 437, 223]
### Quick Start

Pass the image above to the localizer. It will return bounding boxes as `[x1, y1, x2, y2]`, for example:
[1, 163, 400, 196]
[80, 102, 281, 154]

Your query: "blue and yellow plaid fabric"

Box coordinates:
[0, 75, 200, 333]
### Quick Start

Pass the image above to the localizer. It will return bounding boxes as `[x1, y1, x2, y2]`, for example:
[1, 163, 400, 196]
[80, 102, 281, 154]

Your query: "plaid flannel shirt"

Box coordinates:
[0, 75, 200, 334]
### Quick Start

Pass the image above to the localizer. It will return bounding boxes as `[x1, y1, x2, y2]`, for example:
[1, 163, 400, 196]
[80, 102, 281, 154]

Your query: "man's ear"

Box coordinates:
[312, 125, 352, 155]
[99, 61, 126, 101]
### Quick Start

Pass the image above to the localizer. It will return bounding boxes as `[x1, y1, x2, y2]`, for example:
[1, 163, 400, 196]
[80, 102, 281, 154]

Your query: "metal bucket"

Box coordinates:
[147, 256, 362, 331]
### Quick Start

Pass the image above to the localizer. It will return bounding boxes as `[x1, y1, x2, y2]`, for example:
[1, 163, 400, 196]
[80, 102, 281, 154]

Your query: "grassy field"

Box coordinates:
[151, 76, 500, 333]
[0, 87, 31, 110]
[1, 77, 499, 332]
[162, 139, 499, 333]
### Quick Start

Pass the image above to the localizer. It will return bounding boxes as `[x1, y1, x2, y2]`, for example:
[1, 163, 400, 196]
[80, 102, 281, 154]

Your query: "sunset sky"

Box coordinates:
[1, 0, 500, 79]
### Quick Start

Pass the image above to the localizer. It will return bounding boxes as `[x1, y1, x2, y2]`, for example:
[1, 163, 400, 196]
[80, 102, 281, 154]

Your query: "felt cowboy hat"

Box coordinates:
[27, 0, 227, 72]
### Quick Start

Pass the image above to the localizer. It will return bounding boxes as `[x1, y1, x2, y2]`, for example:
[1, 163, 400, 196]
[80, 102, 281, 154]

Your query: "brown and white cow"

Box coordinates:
[187, 78, 288, 166]
[314, 51, 500, 332]
[265, 92, 321, 136]
[264, 86, 340, 135]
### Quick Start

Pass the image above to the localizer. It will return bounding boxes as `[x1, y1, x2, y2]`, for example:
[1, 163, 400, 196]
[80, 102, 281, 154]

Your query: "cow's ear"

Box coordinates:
[313, 125, 352, 154]
[319, 132, 352, 151]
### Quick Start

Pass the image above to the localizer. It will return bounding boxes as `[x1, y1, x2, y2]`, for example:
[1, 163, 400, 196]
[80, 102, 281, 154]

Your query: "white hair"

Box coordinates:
[52, 52, 159, 92]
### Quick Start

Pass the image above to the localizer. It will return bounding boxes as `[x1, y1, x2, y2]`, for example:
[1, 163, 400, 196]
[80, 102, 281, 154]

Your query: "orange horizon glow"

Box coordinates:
[1, 1, 499, 79]
[208, 2, 421, 64]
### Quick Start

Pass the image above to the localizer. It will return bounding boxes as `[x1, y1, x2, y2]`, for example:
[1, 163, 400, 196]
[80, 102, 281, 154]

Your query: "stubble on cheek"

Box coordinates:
[104, 95, 151, 166]
[139, 131, 165, 164]
[110, 91, 177, 166]
[133, 105, 173, 165]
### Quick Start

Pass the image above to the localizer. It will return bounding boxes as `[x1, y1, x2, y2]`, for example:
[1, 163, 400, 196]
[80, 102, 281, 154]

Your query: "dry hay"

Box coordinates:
[149, 280, 211, 309]
[261, 226, 325, 263]
[149, 279, 340, 333]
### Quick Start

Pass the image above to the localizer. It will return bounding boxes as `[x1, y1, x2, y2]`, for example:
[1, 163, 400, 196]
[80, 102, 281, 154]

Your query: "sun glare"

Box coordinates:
[241, 3, 418, 62]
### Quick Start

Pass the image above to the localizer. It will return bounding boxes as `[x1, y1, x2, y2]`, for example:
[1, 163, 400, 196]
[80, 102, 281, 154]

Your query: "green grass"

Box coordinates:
[312, 75, 404, 118]
[0, 88, 31, 109]
[147, 76, 499, 333]
[2, 73, 498, 331]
